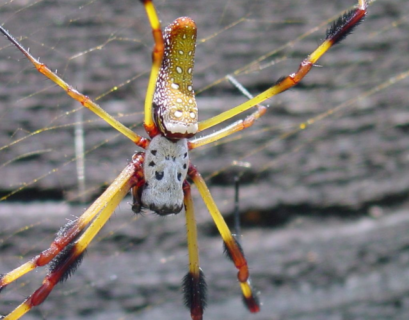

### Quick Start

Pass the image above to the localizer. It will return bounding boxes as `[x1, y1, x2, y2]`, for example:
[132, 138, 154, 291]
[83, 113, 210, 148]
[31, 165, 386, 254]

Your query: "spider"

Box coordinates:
[0, 0, 367, 319]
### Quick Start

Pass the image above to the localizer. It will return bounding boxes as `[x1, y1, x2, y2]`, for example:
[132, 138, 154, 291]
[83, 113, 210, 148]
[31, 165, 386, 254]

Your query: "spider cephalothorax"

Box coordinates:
[140, 135, 189, 215]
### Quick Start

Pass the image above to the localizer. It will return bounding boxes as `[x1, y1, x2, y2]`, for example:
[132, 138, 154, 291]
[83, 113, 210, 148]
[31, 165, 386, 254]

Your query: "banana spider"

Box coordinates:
[0, 0, 367, 319]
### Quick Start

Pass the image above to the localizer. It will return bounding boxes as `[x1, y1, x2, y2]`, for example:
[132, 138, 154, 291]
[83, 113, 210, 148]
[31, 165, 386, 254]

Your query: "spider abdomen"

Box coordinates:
[141, 135, 189, 215]
[153, 17, 198, 139]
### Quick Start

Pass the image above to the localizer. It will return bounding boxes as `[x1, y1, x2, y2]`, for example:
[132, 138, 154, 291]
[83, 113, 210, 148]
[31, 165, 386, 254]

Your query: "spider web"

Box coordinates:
[0, 0, 409, 319]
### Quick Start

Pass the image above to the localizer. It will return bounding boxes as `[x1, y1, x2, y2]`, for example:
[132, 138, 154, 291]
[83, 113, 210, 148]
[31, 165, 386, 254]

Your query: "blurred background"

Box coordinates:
[0, 0, 409, 319]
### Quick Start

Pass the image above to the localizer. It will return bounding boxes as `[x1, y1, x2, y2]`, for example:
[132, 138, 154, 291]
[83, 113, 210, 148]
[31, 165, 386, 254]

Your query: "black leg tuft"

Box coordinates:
[48, 243, 86, 283]
[182, 269, 207, 311]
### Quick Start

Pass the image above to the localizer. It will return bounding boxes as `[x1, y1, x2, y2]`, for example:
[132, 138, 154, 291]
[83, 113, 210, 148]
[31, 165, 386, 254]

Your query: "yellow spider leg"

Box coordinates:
[190, 75, 267, 149]
[189, 104, 266, 149]
[2, 155, 144, 320]
[196, 0, 367, 134]
[0, 156, 143, 293]
[0, 27, 149, 149]
[142, 0, 164, 137]
[188, 166, 260, 313]
[182, 182, 206, 320]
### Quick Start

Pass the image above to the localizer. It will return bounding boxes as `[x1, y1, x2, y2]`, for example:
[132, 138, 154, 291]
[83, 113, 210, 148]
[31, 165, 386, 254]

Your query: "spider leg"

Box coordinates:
[182, 181, 207, 320]
[0, 27, 149, 149]
[0, 155, 144, 320]
[141, 0, 164, 137]
[189, 75, 267, 149]
[189, 102, 267, 149]
[192, 0, 367, 147]
[188, 165, 260, 313]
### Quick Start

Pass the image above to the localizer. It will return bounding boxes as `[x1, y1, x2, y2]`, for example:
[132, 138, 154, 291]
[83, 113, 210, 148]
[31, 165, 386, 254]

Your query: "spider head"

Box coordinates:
[153, 17, 198, 139]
